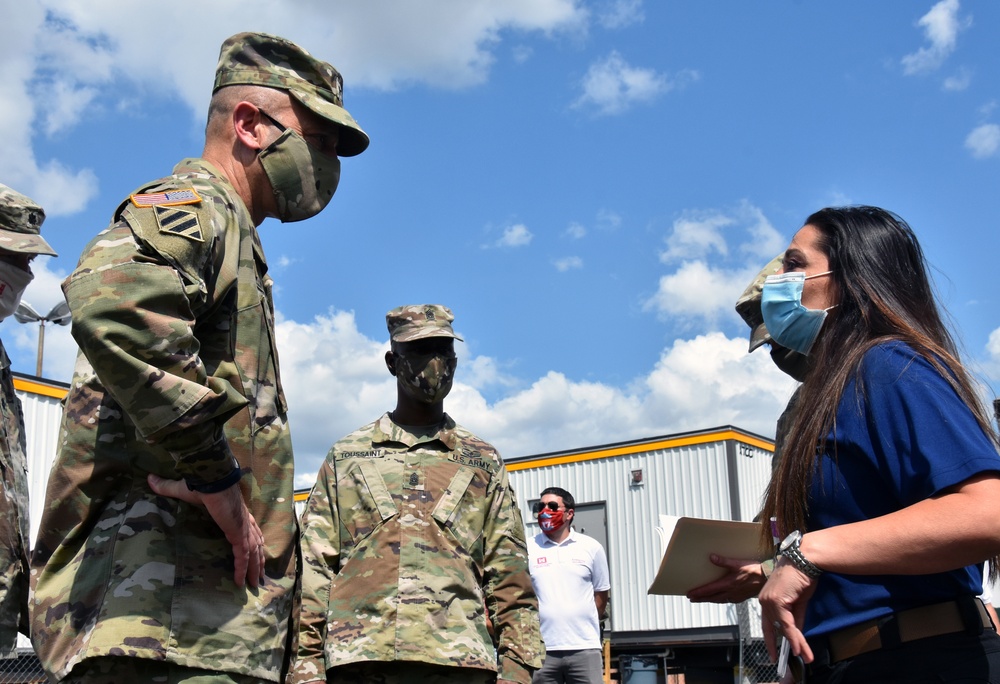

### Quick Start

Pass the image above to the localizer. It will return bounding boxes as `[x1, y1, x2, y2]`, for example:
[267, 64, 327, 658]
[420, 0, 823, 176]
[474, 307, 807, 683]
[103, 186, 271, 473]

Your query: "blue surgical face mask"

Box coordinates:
[760, 271, 834, 356]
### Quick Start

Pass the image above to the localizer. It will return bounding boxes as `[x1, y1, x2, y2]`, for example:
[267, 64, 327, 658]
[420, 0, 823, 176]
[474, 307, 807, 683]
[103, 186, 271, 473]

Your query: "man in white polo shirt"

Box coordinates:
[527, 487, 611, 684]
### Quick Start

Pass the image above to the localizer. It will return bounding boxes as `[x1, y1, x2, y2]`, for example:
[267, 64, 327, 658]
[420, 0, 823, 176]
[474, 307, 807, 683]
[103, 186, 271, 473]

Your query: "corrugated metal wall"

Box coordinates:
[13, 378, 66, 650]
[507, 432, 774, 635]
[14, 382, 65, 547]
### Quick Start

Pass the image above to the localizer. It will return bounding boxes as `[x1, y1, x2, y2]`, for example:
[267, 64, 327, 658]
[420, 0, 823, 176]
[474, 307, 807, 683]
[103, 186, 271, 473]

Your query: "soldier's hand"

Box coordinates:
[148, 474, 266, 589]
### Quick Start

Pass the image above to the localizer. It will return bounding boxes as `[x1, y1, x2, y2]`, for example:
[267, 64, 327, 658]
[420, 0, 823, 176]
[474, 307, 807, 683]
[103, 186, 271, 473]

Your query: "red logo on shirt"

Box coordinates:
[536, 556, 548, 566]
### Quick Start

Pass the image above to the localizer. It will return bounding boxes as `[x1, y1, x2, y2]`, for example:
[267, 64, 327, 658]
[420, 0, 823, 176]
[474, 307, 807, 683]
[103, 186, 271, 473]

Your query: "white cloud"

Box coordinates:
[737, 201, 785, 260]
[901, 0, 970, 75]
[573, 51, 698, 116]
[564, 222, 587, 239]
[495, 223, 534, 248]
[1, 0, 587, 215]
[942, 67, 972, 91]
[596, 209, 622, 231]
[644, 260, 757, 321]
[553, 256, 583, 271]
[452, 332, 795, 465]
[965, 124, 1000, 159]
[660, 213, 732, 263]
[979, 327, 1000, 389]
[596, 0, 645, 29]
[647, 202, 784, 322]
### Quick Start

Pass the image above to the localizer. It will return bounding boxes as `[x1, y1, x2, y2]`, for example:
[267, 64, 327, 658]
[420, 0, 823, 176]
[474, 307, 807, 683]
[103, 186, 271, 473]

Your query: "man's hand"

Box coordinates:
[686, 555, 766, 603]
[148, 473, 266, 588]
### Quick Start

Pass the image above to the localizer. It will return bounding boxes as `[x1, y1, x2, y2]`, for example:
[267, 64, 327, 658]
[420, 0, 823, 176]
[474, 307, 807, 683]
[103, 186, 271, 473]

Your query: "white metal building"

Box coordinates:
[12, 373, 68, 553]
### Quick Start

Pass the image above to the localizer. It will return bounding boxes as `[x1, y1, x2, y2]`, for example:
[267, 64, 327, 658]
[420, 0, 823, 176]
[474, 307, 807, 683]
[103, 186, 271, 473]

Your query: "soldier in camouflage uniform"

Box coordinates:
[291, 305, 544, 684]
[0, 184, 57, 659]
[29, 33, 368, 683]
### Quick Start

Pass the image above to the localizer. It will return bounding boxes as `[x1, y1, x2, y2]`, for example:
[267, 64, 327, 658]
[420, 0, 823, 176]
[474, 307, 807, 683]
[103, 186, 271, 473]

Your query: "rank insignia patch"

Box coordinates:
[154, 205, 203, 242]
[130, 189, 202, 207]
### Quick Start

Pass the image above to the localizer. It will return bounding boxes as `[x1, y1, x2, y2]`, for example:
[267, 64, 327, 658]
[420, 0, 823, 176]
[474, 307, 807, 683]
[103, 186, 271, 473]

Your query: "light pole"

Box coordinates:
[13, 300, 71, 377]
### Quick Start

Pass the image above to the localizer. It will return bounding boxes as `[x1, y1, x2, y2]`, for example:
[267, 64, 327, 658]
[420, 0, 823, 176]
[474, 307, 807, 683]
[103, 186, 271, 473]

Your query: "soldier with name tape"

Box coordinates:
[29, 32, 369, 683]
[291, 304, 544, 684]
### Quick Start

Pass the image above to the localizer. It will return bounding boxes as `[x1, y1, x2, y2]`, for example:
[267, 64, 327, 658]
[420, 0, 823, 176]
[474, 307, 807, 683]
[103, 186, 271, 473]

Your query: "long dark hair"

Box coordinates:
[759, 207, 997, 567]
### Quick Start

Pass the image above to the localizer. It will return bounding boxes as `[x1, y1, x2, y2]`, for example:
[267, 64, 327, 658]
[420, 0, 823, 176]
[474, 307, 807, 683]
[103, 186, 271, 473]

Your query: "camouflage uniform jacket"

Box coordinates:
[291, 413, 544, 684]
[0, 342, 29, 658]
[30, 158, 298, 681]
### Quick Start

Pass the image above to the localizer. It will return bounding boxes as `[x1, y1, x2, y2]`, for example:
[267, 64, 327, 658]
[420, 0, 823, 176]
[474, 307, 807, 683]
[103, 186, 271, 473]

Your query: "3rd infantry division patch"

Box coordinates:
[154, 205, 203, 242]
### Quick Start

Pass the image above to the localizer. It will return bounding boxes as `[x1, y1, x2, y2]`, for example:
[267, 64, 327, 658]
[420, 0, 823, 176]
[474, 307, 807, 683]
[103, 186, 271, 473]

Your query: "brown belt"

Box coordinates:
[816, 598, 994, 664]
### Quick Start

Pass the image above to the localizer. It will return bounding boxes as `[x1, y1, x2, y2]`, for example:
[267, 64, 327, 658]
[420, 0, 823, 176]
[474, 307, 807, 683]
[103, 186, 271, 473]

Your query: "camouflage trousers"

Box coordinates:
[61, 657, 273, 683]
[327, 661, 497, 683]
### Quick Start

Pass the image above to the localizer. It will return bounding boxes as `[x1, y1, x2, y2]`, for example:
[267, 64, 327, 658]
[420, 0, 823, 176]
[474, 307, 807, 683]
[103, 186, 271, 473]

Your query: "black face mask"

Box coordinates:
[770, 344, 812, 382]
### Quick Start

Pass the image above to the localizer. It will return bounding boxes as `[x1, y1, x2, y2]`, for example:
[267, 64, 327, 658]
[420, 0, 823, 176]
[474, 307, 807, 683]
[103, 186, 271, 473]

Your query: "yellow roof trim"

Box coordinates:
[505, 428, 773, 472]
[13, 377, 68, 400]
[294, 490, 310, 502]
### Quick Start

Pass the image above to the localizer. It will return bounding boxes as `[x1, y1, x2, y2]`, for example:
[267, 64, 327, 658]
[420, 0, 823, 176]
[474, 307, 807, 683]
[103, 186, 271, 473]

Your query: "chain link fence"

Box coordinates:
[0, 649, 45, 683]
[734, 598, 782, 684]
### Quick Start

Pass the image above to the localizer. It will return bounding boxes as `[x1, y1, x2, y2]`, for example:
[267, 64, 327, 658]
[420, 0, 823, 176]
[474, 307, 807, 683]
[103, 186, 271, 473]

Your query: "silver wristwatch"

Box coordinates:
[778, 530, 823, 578]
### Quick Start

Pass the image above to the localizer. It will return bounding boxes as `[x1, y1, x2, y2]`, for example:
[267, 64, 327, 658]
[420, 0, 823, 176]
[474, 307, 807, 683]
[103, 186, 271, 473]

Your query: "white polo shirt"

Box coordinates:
[527, 529, 611, 651]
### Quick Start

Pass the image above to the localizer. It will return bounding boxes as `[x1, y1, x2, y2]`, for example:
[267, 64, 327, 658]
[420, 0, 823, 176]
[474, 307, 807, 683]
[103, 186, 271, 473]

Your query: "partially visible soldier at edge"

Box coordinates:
[0, 184, 57, 660]
[290, 304, 544, 684]
[29, 32, 369, 683]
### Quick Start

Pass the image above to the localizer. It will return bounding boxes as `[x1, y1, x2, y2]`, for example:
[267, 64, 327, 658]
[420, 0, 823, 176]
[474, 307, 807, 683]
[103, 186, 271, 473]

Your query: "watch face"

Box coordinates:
[780, 530, 800, 552]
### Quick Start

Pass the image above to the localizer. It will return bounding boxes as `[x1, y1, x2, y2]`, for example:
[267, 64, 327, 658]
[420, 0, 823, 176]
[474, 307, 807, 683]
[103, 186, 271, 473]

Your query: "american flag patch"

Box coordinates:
[154, 206, 203, 242]
[130, 189, 202, 207]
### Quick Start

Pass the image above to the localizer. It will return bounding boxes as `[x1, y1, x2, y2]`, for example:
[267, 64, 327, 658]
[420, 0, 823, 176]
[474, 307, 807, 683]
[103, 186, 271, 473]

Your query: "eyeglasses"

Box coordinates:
[258, 109, 338, 157]
[531, 501, 565, 514]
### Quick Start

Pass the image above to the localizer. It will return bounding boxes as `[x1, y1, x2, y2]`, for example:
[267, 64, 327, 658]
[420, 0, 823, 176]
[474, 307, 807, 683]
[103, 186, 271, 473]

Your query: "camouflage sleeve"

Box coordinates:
[62, 223, 247, 484]
[290, 457, 340, 683]
[483, 468, 544, 683]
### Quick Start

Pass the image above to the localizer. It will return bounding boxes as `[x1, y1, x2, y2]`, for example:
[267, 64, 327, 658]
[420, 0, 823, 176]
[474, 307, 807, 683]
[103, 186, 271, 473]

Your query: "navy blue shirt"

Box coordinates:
[804, 341, 1000, 637]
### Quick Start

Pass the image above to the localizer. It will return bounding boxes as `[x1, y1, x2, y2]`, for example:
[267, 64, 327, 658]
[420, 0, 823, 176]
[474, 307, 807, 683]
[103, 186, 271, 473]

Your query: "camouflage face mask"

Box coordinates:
[258, 127, 340, 223]
[396, 352, 456, 404]
[0, 259, 33, 321]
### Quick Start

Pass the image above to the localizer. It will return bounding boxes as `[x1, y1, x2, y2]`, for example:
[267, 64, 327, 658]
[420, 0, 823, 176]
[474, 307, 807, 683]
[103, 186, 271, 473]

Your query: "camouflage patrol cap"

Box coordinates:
[0, 183, 57, 256]
[735, 254, 783, 352]
[386, 304, 464, 343]
[214, 32, 369, 157]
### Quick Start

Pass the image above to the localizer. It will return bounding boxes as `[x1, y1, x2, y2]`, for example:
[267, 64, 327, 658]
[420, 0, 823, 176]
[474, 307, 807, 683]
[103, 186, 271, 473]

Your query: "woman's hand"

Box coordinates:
[759, 556, 819, 664]
[686, 555, 767, 603]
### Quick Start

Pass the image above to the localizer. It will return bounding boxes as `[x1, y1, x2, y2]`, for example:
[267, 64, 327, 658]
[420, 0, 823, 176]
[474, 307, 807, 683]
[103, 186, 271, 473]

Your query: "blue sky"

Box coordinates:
[3, 0, 999, 486]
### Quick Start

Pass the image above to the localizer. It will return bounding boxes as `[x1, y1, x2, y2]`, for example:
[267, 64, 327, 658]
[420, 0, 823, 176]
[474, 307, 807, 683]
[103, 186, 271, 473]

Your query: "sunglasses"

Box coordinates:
[531, 501, 565, 514]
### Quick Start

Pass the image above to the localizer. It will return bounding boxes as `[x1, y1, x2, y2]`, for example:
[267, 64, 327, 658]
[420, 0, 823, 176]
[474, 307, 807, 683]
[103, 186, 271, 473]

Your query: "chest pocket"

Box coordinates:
[231, 238, 287, 434]
[338, 459, 397, 545]
[431, 466, 489, 558]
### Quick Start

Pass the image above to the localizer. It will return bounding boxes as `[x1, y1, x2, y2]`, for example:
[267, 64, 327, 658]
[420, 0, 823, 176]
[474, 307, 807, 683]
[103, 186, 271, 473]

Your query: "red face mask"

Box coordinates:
[538, 509, 565, 532]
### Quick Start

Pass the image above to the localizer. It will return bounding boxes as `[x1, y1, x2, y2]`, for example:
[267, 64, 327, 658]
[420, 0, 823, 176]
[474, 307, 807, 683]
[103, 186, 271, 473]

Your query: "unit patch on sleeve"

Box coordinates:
[153, 205, 203, 242]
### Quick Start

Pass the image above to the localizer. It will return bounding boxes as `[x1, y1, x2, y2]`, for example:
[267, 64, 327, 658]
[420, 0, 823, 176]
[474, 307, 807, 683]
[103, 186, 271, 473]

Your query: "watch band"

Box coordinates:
[185, 465, 244, 493]
[780, 531, 823, 578]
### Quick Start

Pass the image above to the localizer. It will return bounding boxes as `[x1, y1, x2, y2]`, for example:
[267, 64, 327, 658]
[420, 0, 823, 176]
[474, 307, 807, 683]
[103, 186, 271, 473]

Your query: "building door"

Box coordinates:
[572, 501, 609, 558]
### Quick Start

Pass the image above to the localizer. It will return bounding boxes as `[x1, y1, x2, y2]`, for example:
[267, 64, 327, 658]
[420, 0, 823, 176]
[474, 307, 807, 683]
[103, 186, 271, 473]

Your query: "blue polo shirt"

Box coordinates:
[804, 341, 1000, 637]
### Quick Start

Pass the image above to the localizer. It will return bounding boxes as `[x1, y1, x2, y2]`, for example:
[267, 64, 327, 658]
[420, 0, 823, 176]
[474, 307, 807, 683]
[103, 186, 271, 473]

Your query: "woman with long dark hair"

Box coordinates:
[757, 206, 1000, 683]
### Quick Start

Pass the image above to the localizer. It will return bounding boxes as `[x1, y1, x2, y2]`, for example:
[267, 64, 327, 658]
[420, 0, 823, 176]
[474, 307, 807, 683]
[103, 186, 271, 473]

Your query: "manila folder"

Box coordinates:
[647, 517, 764, 596]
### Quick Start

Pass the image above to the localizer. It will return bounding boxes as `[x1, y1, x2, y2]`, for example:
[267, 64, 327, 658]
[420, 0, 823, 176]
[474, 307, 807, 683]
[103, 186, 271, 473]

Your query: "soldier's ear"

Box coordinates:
[385, 350, 397, 377]
[233, 102, 268, 152]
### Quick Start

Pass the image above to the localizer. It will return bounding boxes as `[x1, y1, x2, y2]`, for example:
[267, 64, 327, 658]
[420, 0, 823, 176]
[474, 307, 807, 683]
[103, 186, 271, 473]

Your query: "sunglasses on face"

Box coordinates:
[531, 501, 564, 514]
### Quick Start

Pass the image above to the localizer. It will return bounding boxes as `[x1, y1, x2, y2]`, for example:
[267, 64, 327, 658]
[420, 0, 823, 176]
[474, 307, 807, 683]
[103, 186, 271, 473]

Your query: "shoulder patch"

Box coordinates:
[130, 189, 202, 208]
[154, 205, 203, 242]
